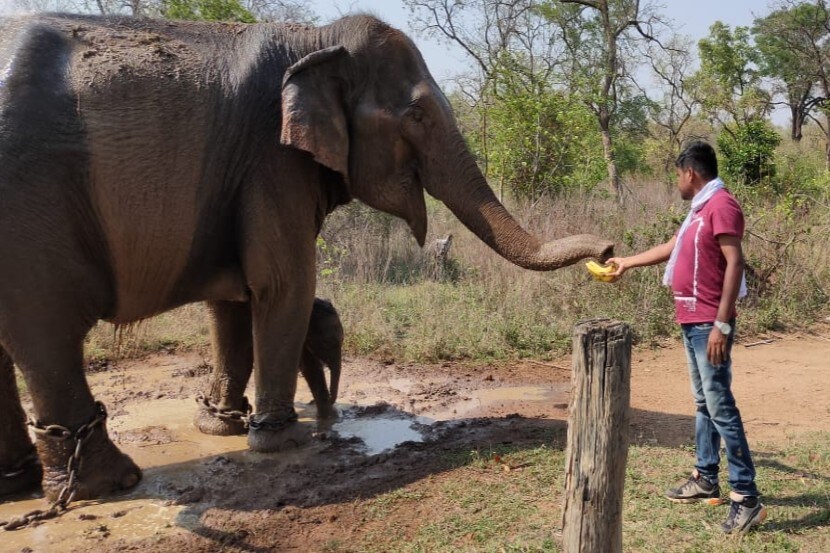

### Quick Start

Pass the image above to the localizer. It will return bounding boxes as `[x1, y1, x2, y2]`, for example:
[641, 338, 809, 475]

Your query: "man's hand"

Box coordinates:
[606, 257, 630, 277]
[707, 327, 728, 366]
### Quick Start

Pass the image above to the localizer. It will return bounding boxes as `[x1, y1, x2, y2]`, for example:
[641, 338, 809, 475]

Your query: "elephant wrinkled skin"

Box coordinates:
[0, 14, 613, 500]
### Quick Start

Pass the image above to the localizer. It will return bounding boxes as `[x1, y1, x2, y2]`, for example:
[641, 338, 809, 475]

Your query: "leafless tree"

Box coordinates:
[644, 35, 700, 172]
[241, 0, 316, 23]
[405, 0, 563, 183]
[555, 0, 673, 202]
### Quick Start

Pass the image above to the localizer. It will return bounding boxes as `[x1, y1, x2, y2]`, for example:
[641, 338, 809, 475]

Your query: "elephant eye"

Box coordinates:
[408, 105, 424, 123]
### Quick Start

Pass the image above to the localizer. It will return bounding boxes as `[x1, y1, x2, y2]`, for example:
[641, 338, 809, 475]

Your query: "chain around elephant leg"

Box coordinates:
[30, 401, 141, 505]
[1, 401, 140, 531]
[247, 407, 312, 453]
[193, 393, 251, 436]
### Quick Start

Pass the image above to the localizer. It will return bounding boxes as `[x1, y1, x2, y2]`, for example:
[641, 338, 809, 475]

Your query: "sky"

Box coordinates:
[0, 1, 775, 77]
[312, 0, 775, 83]
[0, 1, 778, 75]
[0, 0, 786, 119]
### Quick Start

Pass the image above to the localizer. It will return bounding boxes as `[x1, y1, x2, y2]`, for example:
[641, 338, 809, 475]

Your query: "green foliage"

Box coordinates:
[717, 119, 781, 184]
[163, 0, 255, 22]
[467, 76, 606, 199]
[753, 3, 826, 90]
[699, 23, 760, 92]
[695, 22, 771, 127]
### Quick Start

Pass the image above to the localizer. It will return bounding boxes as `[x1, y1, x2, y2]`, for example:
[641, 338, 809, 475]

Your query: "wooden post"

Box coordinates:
[562, 319, 632, 553]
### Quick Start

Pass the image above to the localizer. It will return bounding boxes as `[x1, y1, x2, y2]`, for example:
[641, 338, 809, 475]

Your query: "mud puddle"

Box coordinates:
[331, 413, 428, 455]
[0, 355, 565, 552]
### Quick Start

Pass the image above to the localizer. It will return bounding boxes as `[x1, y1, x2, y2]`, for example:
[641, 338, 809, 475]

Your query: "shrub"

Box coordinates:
[717, 119, 781, 184]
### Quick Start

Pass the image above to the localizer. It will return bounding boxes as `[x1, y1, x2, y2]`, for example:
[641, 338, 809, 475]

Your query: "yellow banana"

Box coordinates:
[585, 261, 618, 282]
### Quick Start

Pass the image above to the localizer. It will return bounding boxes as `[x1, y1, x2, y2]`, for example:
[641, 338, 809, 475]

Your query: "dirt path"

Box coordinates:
[2, 331, 829, 551]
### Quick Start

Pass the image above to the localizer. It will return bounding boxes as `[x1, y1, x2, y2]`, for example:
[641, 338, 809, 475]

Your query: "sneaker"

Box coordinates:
[665, 472, 722, 504]
[722, 495, 767, 534]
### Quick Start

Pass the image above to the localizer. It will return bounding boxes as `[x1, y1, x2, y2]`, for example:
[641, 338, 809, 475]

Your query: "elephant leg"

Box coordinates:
[0, 305, 140, 501]
[327, 349, 342, 406]
[195, 300, 253, 436]
[0, 345, 42, 497]
[299, 350, 335, 419]
[247, 287, 316, 452]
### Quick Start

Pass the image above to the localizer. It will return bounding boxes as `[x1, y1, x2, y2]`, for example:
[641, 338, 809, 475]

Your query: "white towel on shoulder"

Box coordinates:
[662, 177, 747, 298]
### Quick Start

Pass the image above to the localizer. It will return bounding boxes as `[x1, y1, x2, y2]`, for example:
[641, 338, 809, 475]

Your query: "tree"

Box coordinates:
[643, 36, 700, 172]
[695, 22, 772, 131]
[753, 1, 828, 142]
[162, 0, 255, 22]
[405, 0, 606, 198]
[540, 0, 672, 202]
[10, 0, 316, 23]
[240, 0, 316, 23]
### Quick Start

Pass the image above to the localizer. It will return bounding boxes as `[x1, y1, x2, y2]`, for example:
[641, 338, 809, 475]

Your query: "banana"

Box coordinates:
[585, 260, 618, 282]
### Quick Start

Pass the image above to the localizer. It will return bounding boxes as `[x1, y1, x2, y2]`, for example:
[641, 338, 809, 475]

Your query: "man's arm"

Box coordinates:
[607, 236, 676, 277]
[708, 234, 744, 365]
[715, 235, 744, 323]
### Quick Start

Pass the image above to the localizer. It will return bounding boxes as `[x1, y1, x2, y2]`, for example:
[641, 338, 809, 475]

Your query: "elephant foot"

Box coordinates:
[193, 395, 250, 436]
[0, 450, 42, 498]
[38, 431, 141, 502]
[194, 406, 248, 436]
[315, 403, 339, 421]
[247, 411, 312, 452]
[34, 405, 141, 501]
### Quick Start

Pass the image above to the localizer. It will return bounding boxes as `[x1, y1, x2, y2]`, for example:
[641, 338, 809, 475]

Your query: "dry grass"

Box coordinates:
[85, 303, 211, 361]
[82, 178, 830, 363]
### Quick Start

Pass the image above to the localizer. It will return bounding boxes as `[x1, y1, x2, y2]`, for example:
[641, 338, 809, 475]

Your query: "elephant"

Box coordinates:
[0, 13, 613, 501]
[196, 297, 341, 434]
[299, 298, 343, 418]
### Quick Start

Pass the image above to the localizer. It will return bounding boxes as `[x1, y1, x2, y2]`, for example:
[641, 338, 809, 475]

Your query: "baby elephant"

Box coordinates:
[300, 298, 343, 418]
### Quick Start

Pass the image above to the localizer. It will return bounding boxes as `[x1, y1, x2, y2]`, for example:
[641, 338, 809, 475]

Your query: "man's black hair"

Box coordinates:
[676, 141, 718, 181]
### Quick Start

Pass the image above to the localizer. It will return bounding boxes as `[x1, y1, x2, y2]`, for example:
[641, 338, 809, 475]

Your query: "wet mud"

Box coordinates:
[2, 332, 829, 552]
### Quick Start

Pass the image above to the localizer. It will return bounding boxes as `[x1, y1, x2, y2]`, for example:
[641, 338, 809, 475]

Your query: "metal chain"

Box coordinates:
[247, 409, 298, 431]
[195, 393, 252, 426]
[195, 394, 299, 431]
[0, 402, 107, 532]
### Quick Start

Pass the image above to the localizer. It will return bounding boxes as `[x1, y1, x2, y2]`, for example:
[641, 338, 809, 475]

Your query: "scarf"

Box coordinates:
[663, 177, 747, 298]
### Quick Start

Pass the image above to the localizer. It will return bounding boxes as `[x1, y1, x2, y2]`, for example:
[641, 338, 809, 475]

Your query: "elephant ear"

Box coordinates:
[280, 46, 350, 179]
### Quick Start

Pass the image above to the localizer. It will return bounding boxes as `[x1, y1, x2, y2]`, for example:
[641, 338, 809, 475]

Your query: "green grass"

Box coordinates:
[322, 433, 830, 553]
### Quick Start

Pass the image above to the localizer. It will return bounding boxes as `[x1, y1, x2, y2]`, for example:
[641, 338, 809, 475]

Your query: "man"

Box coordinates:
[607, 141, 767, 534]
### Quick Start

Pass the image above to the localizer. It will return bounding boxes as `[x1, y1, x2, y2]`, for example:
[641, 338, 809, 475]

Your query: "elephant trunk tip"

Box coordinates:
[596, 241, 615, 262]
[529, 235, 615, 271]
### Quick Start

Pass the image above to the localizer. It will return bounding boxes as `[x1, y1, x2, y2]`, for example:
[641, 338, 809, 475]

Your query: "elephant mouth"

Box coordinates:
[402, 166, 427, 246]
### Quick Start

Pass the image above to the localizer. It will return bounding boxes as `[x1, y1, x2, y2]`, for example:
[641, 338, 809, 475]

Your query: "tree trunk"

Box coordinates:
[599, 121, 621, 203]
[562, 319, 631, 553]
[826, 114, 830, 172]
[790, 105, 803, 142]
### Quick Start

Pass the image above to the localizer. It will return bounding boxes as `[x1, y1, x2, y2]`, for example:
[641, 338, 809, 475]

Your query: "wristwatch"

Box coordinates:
[714, 320, 732, 335]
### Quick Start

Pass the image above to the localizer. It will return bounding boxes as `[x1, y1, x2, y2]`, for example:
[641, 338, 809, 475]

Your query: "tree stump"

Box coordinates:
[562, 319, 632, 553]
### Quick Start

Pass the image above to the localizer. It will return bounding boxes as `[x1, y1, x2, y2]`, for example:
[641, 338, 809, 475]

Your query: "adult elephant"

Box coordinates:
[0, 14, 613, 501]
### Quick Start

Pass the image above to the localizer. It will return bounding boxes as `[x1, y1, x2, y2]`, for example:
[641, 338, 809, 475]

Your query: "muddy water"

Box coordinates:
[0, 370, 565, 552]
[332, 415, 428, 455]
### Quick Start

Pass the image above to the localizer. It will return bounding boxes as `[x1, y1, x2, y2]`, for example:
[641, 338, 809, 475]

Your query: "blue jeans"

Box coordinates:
[680, 321, 758, 497]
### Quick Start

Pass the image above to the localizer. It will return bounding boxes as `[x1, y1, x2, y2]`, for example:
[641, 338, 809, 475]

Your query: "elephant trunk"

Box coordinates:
[429, 136, 614, 270]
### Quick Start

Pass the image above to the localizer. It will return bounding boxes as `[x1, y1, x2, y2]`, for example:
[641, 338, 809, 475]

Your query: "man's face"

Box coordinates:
[676, 167, 696, 201]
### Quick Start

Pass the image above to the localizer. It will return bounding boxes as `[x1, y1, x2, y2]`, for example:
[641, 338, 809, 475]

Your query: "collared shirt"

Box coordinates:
[671, 189, 744, 324]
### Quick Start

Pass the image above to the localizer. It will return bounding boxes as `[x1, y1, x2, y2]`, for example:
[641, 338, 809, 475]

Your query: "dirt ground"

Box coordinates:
[2, 328, 829, 552]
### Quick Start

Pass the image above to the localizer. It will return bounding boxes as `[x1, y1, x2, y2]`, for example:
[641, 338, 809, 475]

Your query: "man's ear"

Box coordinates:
[280, 46, 350, 179]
